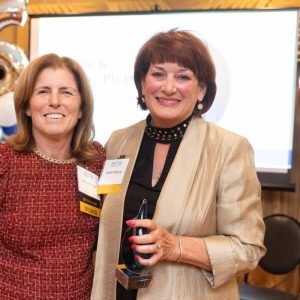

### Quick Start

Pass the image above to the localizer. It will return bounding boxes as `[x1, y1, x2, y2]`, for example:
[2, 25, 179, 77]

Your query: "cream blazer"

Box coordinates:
[92, 117, 266, 300]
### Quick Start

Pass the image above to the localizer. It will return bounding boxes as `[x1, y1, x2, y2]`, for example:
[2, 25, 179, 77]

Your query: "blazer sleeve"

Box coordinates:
[202, 136, 266, 288]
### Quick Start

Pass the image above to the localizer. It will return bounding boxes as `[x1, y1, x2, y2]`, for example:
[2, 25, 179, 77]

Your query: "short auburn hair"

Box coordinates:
[134, 29, 217, 115]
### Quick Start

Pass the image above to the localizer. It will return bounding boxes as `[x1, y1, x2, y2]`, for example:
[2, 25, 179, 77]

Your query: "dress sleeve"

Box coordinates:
[202, 136, 266, 288]
[0, 143, 10, 207]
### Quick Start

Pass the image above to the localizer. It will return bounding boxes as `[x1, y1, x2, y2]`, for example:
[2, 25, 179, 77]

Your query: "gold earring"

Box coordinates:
[197, 100, 203, 110]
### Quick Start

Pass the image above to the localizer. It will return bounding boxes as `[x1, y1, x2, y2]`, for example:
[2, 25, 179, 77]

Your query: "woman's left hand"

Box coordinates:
[126, 219, 179, 267]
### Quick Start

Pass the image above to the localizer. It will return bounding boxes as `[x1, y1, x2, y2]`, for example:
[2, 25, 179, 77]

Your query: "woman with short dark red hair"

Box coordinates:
[92, 30, 265, 300]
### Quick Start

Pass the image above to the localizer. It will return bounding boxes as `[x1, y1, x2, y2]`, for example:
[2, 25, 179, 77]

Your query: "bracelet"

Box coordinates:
[175, 235, 183, 263]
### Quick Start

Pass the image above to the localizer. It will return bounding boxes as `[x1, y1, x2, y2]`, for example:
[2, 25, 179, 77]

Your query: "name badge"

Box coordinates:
[77, 165, 102, 217]
[97, 158, 129, 194]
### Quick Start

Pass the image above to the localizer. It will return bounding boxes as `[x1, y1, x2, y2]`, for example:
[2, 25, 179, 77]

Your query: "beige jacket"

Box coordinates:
[91, 117, 266, 300]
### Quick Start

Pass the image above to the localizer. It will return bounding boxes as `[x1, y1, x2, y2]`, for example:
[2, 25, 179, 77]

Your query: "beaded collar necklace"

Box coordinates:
[33, 147, 76, 164]
[144, 114, 193, 144]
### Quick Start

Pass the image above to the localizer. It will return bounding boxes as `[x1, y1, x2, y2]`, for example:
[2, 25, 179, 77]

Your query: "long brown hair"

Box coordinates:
[9, 53, 97, 161]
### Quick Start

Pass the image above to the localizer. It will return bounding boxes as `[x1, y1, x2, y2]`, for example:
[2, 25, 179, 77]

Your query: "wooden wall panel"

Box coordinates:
[26, 0, 300, 13]
[0, 22, 29, 55]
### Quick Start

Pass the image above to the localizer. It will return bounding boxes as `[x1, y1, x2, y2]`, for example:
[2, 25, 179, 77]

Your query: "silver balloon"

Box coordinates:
[0, 91, 17, 127]
[0, 41, 28, 96]
[0, 0, 28, 30]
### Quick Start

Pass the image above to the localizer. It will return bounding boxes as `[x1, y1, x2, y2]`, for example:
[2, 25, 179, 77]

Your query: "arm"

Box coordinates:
[0, 143, 9, 207]
[175, 235, 211, 271]
[201, 136, 266, 287]
[128, 220, 212, 270]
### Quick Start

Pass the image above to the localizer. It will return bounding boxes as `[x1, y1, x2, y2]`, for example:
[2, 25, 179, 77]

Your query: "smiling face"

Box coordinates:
[25, 67, 82, 144]
[141, 62, 206, 128]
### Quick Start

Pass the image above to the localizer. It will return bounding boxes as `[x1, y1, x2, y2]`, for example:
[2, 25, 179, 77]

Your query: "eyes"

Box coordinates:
[150, 70, 193, 82]
[33, 87, 78, 98]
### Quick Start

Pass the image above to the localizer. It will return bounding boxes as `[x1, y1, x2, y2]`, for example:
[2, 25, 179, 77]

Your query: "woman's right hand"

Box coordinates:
[126, 218, 180, 266]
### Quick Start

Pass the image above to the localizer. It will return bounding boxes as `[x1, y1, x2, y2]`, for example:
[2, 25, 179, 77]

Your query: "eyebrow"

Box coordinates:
[151, 64, 191, 72]
[60, 87, 78, 91]
[34, 86, 78, 91]
[34, 86, 50, 90]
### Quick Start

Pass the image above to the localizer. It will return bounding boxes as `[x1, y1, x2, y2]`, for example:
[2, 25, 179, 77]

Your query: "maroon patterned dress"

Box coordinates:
[0, 142, 105, 299]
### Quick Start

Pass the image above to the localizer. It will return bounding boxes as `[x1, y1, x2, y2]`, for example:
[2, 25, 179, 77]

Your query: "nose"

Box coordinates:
[162, 76, 176, 94]
[49, 91, 60, 107]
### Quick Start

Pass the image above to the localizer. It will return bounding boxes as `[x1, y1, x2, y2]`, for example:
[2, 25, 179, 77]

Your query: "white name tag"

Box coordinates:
[97, 158, 129, 194]
[77, 165, 101, 217]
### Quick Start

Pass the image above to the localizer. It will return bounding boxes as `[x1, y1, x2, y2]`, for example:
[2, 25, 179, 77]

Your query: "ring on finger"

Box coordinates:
[155, 243, 161, 253]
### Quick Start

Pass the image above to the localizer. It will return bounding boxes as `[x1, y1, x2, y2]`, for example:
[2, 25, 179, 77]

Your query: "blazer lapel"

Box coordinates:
[92, 120, 146, 299]
[153, 117, 207, 234]
[102, 119, 146, 254]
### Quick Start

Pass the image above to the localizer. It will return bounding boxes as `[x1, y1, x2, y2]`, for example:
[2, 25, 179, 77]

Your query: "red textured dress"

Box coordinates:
[0, 142, 106, 299]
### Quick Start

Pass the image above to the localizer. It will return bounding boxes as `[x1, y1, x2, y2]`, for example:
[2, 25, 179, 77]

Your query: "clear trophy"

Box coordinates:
[116, 199, 153, 289]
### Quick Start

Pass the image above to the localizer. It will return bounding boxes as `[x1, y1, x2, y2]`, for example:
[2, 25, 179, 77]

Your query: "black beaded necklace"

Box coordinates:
[144, 114, 193, 144]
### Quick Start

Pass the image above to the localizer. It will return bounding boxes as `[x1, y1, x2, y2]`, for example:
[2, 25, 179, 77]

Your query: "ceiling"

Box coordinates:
[26, 0, 300, 15]
[6, 0, 296, 61]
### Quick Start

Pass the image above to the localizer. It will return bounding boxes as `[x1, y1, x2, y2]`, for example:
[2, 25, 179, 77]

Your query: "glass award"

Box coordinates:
[116, 199, 153, 290]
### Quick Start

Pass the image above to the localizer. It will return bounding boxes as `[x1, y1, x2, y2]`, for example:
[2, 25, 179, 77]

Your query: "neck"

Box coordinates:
[145, 113, 193, 144]
[34, 140, 73, 160]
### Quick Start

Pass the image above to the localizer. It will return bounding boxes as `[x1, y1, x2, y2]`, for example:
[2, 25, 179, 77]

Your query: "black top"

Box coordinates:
[116, 133, 180, 300]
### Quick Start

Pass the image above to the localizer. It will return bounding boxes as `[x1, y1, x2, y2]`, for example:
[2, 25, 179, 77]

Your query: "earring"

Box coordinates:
[141, 95, 145, 103]
[197, 100, 203, 110]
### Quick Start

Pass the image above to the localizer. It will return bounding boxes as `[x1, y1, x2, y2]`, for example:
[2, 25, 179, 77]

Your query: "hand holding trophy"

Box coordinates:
[116, 199, 153, 290]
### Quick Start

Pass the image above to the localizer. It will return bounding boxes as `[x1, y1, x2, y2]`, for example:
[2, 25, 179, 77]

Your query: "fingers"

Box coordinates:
[129, 232, 156, 245]
[126, 219, 176, 266]
[126, 219, 160, 245]
[126, 218, 157, 231]
[129, 232, 162, 265]
[135, 251, 160, 267]
[131, 242, 161, 254]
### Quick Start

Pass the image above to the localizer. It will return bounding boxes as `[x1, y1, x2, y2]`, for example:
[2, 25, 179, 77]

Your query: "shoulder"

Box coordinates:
[0, 142, 14, 175]
[82, 141, 106, 175]
[200, 118, 251, 149]
[88, 141, 106, 167]
[194, 118, 255, 164]
[91, 141, 106, 158]
[0, 142, 14, 157]
[106, 120, 145, 146]
[110, 120, 145, 139]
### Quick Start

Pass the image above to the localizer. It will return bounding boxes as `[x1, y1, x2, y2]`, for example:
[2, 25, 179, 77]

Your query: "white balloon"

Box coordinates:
[0, 91, 17, 126]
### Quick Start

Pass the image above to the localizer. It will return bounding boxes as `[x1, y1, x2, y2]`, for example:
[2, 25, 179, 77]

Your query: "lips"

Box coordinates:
[156, 97, 180, 104]
[44, 113, 65, 119]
